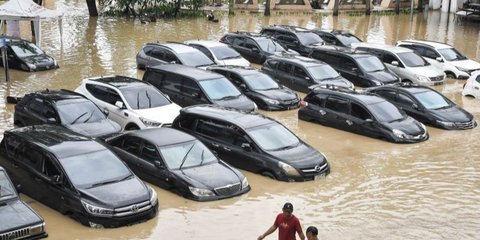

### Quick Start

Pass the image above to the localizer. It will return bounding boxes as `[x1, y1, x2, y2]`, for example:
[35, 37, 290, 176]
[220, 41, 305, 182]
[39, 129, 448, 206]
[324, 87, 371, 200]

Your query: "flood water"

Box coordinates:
[1, 1, 480, 239]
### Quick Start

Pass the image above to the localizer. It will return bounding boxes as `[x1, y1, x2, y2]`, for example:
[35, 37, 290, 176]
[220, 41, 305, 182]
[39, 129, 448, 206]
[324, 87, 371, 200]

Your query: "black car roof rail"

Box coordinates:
[210, 65, 256, 71]
[309, 84, 356, 93]
[270, 24, 311, 32]
[398, 39, 446, 47]
[233, 31, 263, 37]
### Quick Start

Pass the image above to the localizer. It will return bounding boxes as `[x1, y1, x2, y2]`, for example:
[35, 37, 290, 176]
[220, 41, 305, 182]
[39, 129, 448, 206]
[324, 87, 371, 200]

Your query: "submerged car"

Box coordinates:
[0, 166, 48, 240]
[208, 65, 300, 111]
[104, 128, 250, 201]
[0, 36, 58, 71]
[366, 84, 476, 130]
[462, 71, 480, 99]
[0, 125, 159, 228]
[12, 89, 121, 138]
[298, 85, 428, 143]
[173, 105, 330, 182]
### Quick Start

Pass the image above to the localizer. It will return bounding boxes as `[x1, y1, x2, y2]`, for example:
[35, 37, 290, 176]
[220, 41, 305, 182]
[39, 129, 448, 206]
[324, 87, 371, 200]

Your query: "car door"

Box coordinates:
[37, 153, 70, 213]
[220, 128, 264, 172]
[323, 96, 350, 131]
[182, 77, 210, 106]
[292, 65, 314, 92]
[243, 38, 263, 64]
[337, 56, 363, 86]
[232, 37, 253, 62]
[145, 47, 167, 66]
[138, 140, 173, 189]
[22, 97, 56, 125]
[349, 102, 380, 138]
[85, 84, 129, 127]
[275, 62, 295, 90]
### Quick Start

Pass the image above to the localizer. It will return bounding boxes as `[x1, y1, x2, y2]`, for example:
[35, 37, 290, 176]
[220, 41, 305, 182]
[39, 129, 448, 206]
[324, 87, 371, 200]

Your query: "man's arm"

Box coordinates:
[257, 225, 277, 240]
[296, 220, 305, 240]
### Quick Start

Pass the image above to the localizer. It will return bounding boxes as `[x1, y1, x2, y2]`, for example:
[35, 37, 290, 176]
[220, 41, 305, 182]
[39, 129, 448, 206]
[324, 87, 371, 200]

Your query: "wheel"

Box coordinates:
[125, 124, 140, 131]
[261, 171, 276, 180]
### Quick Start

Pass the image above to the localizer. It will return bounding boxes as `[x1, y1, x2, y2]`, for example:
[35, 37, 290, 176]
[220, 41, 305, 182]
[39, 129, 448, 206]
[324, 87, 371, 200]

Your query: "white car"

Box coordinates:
[184, 40, 250, 67]
[352, 42, 446, 86]
[397, 40, 480, 79]
[462, 71, 480, 99]
[75, 75, 182, 130]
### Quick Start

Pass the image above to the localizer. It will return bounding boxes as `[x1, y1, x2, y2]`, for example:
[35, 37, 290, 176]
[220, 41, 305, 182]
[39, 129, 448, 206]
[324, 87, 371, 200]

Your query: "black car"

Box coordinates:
[173, 105, 330, 182]
[0, 166, 48, 240]
[207, 65, 300, 111]
[143, 64, 257, 112]
[104, 128, 250, 201]
[298, 85, 429, 143]
[312, 29, 362, 47]
[0, 125, 159, 228]
[309, 46, 400, 87]
[12, 89, 121, 138]
[0, 36, 58, 71]
[260, 25, 324, 56]
[220, 32, 296, 64]
[261, 55, 354, 93]
[365, 84, 477, 130]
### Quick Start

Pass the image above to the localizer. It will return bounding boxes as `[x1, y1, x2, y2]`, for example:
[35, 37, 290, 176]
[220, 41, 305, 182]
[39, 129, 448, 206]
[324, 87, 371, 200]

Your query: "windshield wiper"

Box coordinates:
[434, 105, 451, 110]
[179, 143, 196, 170]
[199, 149, 206, 166]
[70, 111, 88, 124]
[83, 111, 95, 123]
[136, 91, 140, 109]
[222, 56, 240, 60]
[145, 90, 152, 108]
[88, 175, 132, 189]
[271, 142, 299, 151]
[216, 95, 239, 101]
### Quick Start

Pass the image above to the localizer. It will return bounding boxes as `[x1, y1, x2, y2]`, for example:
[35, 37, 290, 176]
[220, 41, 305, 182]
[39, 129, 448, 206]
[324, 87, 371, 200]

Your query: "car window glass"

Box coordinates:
[266, 60, 278, 69]
[159, 140, 216, 170]
[140, 142, 159, 163]
[229, 73, 244, 86]
[160, 73, 182, 92]
[244, 39, 258, 49]
[22, 146, 44, 172]
[413, 90, 452, 110]
[322, 34, 337, 44]
[177, 51, 214, 67]
[308, 65, 340, 80]
[198, 77, 241, 100]
[42, 156, 60, 178]
[438, 48, 467, 61]
[10, 41, 44, 58]
[210, 45, 240, 60]
[231, 37, 244, 46]
[256, 38, 286, 53]
[351, 102, 372, 120]
[148, 48, 164, 59]
[86, 84, 122, 105]
[183, 78, 205, 99]
[357, 56, 385, 72]
[397, 92, 415, 106]
[164, 51, 178, 63]
[383, 53, 400, 66]
[277, 62, 291, 73]
[307, 93, 327, 106]
[142, 46, 154, 55]
[476, 75, 480, 83]
[397, 52, 428, 67]
[192, 45, 214, 60]
[57, 99, 105, 125]
[325, 97, 349, 114]
[375, 90, 397, 102]
[196, 120, 234, 144]
[334, 33, 361, 46]
[26, 98, 45, 116]
[0, 170, 16, 200]
[343, 57, 356, 70]
[247, 123, 299, 151]
[243, 73, 279, 90]
[4, 135, 23, 158]
[293, 66, 308, 78]
[123, 137, 142, 155]
[423, 48, 439, 59]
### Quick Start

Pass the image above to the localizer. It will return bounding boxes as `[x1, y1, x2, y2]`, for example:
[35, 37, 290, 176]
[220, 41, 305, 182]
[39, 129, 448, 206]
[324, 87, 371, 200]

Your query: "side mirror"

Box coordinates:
[412, 103, 419, 110]
[252, 47, 259, 52]
[15, 184, 21, 193]
[50, 175, 61, 185]
[352, 67, 359, 73]
[191, 92, 200, 98]
[365, 118, 373, 123]
[47, 117, 57, 124]
[435, 57, 444, 62]
[391, 61, 399, 67]
[154, 161, 164, 169]
[305, 76, 313, 83]
[241, 143, 252, 151]
[115, 101, 125, 109]
[240, 84, 247, 90]
[103, 108, 109, 116]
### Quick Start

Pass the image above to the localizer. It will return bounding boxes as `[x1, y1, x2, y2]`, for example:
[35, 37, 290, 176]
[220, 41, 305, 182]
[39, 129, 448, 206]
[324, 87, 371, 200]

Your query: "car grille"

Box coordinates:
[214, 183, 241, 196]
[429, 75, 444, 82]
[114, 200, 153, 217]
[0, 227, 30, 240]
[301, 162, 329, 175]
[280, 99, 299, 107]
[454, 120, 476, 129]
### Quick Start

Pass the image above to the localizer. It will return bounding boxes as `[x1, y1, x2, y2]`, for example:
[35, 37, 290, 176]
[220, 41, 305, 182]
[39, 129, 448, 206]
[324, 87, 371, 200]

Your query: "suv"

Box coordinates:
[260, 25, 324, 56]
[0, 125, 159, 228]
[365, 84, 476, 130]
[309, 46, 400, 87]
[0, 166, 48, 239]
[396, 39, 480, 79]
[173, 105, 330, 182]
[0, 36, 58, 71]
[13, 89, 121, 138]
[261, 55, 354, 93]
[75, 75, 182, 130]
[208, 65, 300, 111]
[298, 85, 428, 143]
[312, 29, 362, 47]
[184, 40, 250, 67]
[143, 64, 257, 112]
[136, 41, 215, 69]
[351, 43, 446, 86]
[220, 32, 296, 64]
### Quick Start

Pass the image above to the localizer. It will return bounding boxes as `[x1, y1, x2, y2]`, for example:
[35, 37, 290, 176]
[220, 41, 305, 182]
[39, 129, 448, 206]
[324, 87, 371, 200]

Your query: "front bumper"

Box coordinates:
[83, 202, 158, 228]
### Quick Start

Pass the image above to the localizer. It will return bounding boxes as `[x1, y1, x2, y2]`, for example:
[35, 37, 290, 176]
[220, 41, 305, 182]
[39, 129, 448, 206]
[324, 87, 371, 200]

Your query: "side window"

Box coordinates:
[293, 66, 308, 78]
[325, 96, 349, 114]
[162, 73, 183, 93]
[261, 29, 275, 36]
[375, 90, 397, 102]
[21, 145, 44, 172]
[164, 51, 178, 63]
[144, 71, 165, 88]
[232, 37, 244, 46]
[244, 39, 258, 49]
[229, 73, 244, 86]
[196, 120, 234, 144]
[42, 155, 61, 178]
[3, 135, 23, 158]
[266, 60, 279, 69]
[26, 98, 45, 116]
[277, 62, 291, 73]
[341, 57, 356, 70]
[140, 142, 159, 163]
[183, 78, 204, 99]
[147, 48, 164, 59]
[397, 92, 415, 106]
[322, 34, 337, 45]
[85, 84, 122, 105]
[175, 115, 197, 130]
[351, 102, 371, 120]
[142, 46, 154, 55]
[122, 137, 142, 155]
[383, 53, 400, 66]
[423, 48, 440, 59]
[305, 93, 327, 106]
[192, 45, 214, 60]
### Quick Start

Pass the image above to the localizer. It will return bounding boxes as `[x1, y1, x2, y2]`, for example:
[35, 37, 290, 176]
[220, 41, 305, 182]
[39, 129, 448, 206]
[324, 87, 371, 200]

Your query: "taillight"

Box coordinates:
[299, 100, 308, 108]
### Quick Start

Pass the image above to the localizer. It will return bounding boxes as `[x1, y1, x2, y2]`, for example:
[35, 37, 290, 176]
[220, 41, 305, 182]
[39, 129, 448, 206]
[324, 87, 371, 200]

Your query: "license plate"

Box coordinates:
[314, 173, 325, 180]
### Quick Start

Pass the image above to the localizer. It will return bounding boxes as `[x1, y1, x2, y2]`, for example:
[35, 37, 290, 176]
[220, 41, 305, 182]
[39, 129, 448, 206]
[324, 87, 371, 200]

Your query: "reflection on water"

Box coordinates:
[1, 2, 480, 239]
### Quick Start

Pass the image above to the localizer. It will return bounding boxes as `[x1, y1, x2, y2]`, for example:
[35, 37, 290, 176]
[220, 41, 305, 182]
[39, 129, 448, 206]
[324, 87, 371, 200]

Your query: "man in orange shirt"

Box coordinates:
[258, 202, 305, 240]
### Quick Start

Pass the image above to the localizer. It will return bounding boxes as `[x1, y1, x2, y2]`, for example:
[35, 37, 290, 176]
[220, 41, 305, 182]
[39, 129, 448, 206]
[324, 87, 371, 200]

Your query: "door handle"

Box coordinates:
[346, 120, 353, 126]
[474, 86, 479, 90]
[223, 147, 231, 152]
[211, 143, 220, 148]
[124, 112, 129, 117]
[319, 110, 326, 115]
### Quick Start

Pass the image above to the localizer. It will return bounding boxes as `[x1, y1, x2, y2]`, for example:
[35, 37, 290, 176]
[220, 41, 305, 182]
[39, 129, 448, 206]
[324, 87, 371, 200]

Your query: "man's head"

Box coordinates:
[306, 226, 318, 239]
[282, 202, 294, 218]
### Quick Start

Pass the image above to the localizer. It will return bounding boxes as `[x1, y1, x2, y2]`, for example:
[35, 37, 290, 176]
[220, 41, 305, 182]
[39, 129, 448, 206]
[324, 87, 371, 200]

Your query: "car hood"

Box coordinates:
[408, 65, 444, 77]
[449, 59, 480, 71]
[78, 177, 149, 207]
[385, 117, 425, 135]
[429, 106, 473, 122]
[0, 200, 43, 232]
[255, 88, 298, 101]
[213, 95, 256, 112]
[66, 119, 121, 138]
[133, 103, 182, 124]
[174, 163, 241, 189]
[267, 143, 327, 169]
[316, 77, 354, 89]
[367, 70, 399, 83]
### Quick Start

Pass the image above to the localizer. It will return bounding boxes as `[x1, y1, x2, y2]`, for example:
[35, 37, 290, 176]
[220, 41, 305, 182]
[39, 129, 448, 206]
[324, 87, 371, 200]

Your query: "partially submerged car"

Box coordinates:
[104, 128, 250, 201]
[0, 36, 58, 71]
[462, 71, 480, 99]
[0, 166, 48, 239]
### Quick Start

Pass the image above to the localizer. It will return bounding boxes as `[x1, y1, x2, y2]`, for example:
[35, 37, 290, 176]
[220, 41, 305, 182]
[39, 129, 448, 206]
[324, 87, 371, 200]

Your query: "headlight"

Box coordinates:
[81, 200, 114, 217]
[241, 177, 249, 189]
[263, 98, 280, 105]
[189, 186, 215, 197]
[27, 63, 37, 70]
[29, 223, 45, 235]
[149, 186, 158, 206]
[140, 117, 162, 127]
[392, 129, 407, 138]
[415, 74, 430, 82]
[436, 120, 455, 127]
[278, 162, 300, 176]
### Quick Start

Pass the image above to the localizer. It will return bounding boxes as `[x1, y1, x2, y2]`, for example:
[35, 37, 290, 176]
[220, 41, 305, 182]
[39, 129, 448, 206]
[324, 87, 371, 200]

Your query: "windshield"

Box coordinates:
[438, 48, 467, 61]
[357, 56, 386, 72]
[0, 170, 17, 201]
[256, 38, 286, 53]
[60, 149, 132, 189]
[210, 46, 241, 60]
[247, 123, 299, 151]
[414, 90, 452, 110]
[57, 99, 106, 125]
[243, 73, 279, 90]
[308, 65, 341, 80]
[335, 33, 362, 46]
[11, 41, 44, 58]
[178, 51, 215, 67]
[296, 32, 323, 46]
[120, 86, 171, 110]
[398, 52, 429, 67]
[159, 140, 217, 170]
[367, 101, 405, 122]
[199, 78, 242, 100]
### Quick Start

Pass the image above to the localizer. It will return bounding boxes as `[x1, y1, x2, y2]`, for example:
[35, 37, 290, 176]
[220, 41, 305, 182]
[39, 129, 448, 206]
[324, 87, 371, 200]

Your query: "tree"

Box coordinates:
[265, 0, 271, 16]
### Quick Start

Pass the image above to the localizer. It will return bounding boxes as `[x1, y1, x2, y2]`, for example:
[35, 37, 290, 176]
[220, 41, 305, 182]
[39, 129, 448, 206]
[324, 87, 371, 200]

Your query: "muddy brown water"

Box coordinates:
[1, 1, 480, 239]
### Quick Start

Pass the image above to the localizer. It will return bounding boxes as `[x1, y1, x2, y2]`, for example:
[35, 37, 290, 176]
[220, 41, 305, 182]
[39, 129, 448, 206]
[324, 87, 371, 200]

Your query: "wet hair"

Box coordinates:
[306, 226, 318, 236]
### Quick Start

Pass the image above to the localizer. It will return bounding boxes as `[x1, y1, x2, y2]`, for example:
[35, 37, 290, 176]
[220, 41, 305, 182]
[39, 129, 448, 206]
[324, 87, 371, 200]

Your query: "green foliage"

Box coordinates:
[98, 0, 206, 17]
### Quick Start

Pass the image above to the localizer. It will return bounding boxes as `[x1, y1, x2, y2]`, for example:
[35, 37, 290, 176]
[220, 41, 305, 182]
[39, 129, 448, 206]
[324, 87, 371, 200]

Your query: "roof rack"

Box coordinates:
[271, 24, 311, 32]
[309, 84, 356, 93]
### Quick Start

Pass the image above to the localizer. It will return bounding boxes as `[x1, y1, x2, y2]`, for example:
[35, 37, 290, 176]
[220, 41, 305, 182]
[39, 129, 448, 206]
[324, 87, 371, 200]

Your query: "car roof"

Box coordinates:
[316, 29, 354, 35]
[148, 64, 223, 80]
[6, 125, 106, 159]
[181, 105, 275, 129]
[313, 86, 385, 105]
[85, 75, 149, 89]
[185, 40, 226, 48]
[225, 32, 268, 40]
[263, 25, 313, 33]
[268, 55, 325, 67]
[313, 46, 372, 58]
[398, 39, 452, 49]
[352, 43, 412, 53]
[208, 65, 258, 75]
[146, 42, 199, 54]
[124, 127, 196, 146]
[27, 89, 86, 102]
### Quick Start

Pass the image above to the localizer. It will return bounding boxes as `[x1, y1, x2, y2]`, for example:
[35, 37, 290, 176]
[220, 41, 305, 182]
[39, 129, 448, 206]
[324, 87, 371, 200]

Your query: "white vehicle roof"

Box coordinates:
[184, 40, 227, 48]
[397, 39, 453, 50]
[352, 42, 413, 54]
